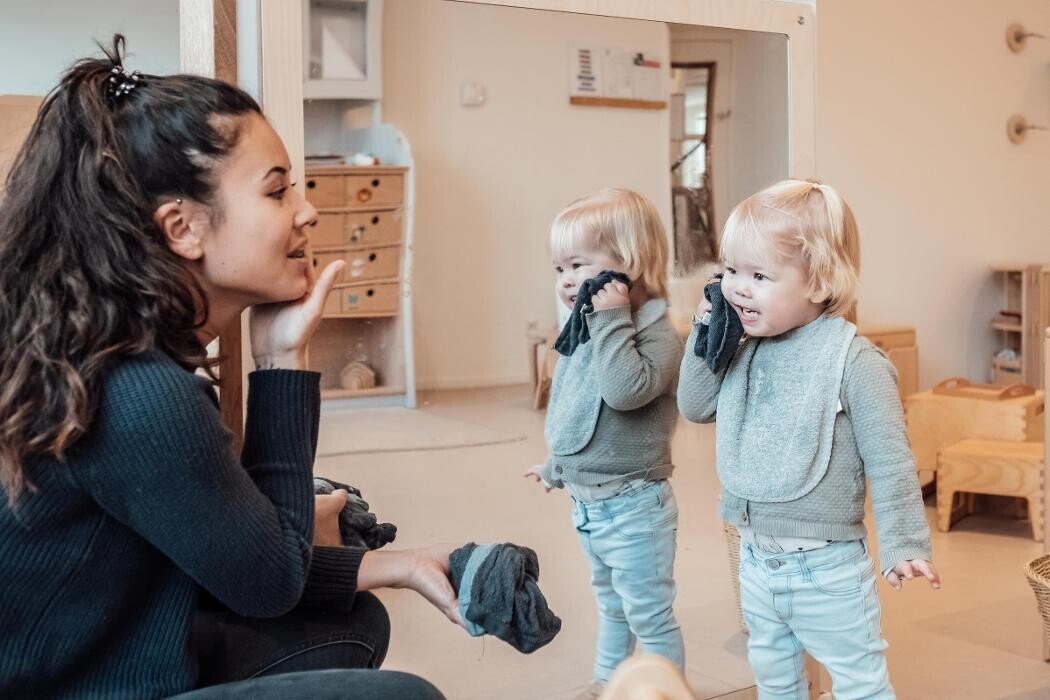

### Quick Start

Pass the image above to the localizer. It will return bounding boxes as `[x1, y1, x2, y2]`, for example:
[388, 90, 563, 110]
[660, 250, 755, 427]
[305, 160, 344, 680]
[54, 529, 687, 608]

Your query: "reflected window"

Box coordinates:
[670, 62, 716, 274]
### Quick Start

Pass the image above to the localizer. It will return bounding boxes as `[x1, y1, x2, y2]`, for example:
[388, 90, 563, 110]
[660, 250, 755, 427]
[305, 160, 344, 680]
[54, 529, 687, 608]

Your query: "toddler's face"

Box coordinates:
[552, 238, 624, 309]
[720, 252, 825, 337]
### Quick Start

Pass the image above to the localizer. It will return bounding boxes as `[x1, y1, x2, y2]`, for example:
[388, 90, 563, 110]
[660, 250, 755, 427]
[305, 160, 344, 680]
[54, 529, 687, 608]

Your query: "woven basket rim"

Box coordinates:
[1024, 553, 1050, 587]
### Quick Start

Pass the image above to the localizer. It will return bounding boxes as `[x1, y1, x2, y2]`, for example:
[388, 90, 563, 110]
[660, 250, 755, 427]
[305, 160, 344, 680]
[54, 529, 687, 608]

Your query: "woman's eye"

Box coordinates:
[269, 187, 288, 200]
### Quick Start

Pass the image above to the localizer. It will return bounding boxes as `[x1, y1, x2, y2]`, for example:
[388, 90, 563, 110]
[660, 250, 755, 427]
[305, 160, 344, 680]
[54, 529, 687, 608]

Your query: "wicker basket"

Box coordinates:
[723, 522, 748, 634]
[1024, 554, 1050, 657]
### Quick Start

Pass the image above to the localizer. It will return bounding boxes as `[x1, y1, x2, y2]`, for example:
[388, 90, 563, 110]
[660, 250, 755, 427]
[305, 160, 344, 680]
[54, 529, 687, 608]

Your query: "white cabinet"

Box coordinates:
[302, 0, 383, 100]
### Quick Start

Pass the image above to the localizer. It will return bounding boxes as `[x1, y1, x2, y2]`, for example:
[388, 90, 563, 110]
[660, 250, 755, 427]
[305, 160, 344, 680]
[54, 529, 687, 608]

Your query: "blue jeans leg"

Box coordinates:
[574, 480, 684, 681]
[740, 539, 894, 700]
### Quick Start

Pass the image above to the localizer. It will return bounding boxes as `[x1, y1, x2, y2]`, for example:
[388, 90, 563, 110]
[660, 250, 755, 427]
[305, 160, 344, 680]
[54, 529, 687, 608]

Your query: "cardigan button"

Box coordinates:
[555, 466, 563, 474]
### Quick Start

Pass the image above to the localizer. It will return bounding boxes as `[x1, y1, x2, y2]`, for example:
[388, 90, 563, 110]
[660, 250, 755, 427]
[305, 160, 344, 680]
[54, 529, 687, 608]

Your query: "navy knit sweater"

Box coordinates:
[0, 352, 366, 699]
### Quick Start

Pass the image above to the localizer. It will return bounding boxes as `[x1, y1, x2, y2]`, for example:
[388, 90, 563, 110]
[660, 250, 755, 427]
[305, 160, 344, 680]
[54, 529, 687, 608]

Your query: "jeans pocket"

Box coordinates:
[809, 552, 869, 596]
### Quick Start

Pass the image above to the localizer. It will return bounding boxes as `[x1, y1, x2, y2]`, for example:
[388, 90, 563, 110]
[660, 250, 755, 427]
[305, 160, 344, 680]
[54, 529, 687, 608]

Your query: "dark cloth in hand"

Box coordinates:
[693, 273, 745, 373]
[313, 477, 397, 550]
[554, 270, 633, 357]
[449, 542, 562, 654]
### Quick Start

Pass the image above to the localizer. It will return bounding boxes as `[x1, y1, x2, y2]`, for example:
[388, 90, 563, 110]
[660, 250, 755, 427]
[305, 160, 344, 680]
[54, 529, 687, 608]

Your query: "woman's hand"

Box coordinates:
[314, 489, 348, 547]
[357, 545, 465, 627]
[405, 544, 464, 627]
[250, 260, 345, 369]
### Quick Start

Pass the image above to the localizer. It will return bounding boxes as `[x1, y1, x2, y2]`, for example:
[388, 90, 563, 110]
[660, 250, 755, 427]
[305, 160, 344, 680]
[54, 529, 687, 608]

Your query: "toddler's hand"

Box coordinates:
[523, 465, 553, 492]
[591, 281, 631, 311]
[886, 559, 940, 591]
[695, 296, 713, 320]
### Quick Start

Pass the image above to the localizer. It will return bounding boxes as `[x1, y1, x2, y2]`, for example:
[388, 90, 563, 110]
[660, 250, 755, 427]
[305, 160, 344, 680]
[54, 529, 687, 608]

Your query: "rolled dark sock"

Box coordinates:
[554, 270, 633, 356]
[693, 274, 745, 372]
[448, 542, 562, 653]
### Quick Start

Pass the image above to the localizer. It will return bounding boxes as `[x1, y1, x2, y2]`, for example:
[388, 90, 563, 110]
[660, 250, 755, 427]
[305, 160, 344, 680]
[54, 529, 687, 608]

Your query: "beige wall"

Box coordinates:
[817, 0, 1050, 386]
[381, 0, 670, 389]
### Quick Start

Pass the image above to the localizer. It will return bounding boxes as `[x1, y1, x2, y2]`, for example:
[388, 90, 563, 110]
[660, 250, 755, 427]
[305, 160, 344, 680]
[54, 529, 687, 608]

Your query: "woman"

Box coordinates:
[0, 36, 457, 699]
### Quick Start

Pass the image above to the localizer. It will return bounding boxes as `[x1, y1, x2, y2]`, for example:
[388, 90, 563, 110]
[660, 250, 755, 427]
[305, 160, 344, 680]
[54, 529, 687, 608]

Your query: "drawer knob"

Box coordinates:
[307, 180, 316, 189]
[356, 188, 373, 203]
[367, 289, 375, 297]
[369, 253, 377, 262]
[371, 178, 380, 187]
[371, 215, 380, 225]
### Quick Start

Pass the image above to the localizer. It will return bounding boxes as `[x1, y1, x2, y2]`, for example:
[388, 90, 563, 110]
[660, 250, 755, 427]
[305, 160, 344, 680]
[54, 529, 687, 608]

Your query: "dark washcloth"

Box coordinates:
[314, 478, 397, 550]
[554, 270, 633, 356]
[693, 274, 745, 372]
[448, 542, 562, 654]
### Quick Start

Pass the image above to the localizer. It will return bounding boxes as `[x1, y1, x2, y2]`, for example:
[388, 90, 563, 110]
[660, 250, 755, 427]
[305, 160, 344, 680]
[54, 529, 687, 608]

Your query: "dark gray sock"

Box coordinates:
[694, 274, 745, 372]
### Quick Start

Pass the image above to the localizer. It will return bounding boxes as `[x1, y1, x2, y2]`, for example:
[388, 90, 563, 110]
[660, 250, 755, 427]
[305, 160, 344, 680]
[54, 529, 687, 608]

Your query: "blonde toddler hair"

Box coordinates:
[719, 179, 860, 318]
[550, 187, 669, 298]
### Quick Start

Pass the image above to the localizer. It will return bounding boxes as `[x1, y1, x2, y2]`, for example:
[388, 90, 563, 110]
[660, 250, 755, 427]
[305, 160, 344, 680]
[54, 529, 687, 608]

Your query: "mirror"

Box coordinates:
[302, 2, 790, 697]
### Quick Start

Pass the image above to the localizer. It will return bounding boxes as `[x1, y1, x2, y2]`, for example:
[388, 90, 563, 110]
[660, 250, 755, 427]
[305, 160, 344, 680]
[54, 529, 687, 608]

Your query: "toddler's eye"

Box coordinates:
[725, 266, 736, 275]
[572, 263, 582, 269]
[754, 273, 766, 281]
[554, 266, 563, 273]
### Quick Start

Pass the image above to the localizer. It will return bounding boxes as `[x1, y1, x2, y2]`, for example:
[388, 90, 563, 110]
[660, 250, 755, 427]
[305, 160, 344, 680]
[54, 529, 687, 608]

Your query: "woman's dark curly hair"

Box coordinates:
[0, 35, 261, 500]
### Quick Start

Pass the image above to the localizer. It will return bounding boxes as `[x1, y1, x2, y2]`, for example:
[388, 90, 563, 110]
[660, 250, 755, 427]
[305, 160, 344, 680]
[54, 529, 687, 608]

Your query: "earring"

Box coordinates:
[176, 198, 183, 205]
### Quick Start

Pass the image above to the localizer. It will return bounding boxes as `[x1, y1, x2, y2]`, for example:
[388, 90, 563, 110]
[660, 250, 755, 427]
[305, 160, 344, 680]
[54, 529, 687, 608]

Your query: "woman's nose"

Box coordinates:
[294, 190, 319, 230]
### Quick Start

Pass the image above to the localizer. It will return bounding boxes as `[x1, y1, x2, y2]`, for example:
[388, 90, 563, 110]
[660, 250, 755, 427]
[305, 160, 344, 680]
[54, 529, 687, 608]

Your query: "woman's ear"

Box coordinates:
[154, 199, 203, 261]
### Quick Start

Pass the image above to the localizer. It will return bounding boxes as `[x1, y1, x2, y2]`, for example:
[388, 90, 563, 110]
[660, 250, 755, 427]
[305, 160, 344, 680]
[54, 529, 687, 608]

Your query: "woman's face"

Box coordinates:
[190, 113, 317, 310]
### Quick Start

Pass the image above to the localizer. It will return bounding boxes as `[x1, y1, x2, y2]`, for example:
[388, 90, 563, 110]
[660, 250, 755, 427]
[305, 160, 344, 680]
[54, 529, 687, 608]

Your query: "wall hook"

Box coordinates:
[1007, 23, 1046, 53]
[1007, 114, 1046, 144]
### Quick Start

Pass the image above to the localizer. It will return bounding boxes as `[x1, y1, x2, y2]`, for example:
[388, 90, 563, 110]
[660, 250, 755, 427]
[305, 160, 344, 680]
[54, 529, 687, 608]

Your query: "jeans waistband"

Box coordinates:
[743, 538, 867, 577]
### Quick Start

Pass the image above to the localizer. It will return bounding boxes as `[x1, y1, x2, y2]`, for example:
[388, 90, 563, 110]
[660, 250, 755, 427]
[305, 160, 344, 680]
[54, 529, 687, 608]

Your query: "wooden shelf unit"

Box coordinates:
[305, 165, 412, 405]
[990, 264, 1050, 387]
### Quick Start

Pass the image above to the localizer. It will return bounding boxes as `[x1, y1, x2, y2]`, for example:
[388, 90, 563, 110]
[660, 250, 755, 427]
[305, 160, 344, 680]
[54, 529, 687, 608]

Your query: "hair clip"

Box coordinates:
[106, 65, 143, 102]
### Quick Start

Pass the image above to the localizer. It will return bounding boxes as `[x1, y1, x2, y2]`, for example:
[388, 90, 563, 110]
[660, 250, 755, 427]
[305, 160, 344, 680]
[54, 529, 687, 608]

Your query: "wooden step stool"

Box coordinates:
[937, 439, 1045, 541]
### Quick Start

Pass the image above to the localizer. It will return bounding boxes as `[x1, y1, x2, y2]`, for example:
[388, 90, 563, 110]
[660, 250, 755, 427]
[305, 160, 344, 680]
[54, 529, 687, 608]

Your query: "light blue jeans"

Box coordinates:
[572, 479, 684, 681]
[739, 538, 895, 700]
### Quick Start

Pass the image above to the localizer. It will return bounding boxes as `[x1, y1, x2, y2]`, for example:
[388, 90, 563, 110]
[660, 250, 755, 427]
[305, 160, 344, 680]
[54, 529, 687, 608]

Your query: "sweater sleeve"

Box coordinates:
[677, 323, 726, 423]
[73, 358, 335, 618]
[843, 346, 932, 571]
[585, 305, 682, 411]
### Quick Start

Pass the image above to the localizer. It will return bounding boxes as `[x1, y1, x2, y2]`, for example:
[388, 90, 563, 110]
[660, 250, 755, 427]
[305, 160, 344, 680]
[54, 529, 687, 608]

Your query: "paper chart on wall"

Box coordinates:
[569, 46, 663, 101]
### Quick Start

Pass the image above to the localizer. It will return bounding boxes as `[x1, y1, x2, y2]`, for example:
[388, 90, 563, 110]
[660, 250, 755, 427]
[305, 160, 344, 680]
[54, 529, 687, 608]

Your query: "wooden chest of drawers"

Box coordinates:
[304, 165, 410, 401]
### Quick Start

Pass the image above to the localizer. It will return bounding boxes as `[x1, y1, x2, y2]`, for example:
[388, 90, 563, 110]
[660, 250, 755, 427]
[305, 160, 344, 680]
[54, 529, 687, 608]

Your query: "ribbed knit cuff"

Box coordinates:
[299, 546, 368, 609]
[878, 546, 932, 574]
[242, 370, 321, 468]
[585, 305, 632, 336]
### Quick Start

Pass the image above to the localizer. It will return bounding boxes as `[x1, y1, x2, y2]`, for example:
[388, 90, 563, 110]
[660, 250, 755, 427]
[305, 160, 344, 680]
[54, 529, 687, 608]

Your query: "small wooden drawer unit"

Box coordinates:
[304, 164, 411, 402]
[330, 282, 400, 317]
[313, 244, 401, 284]
[305, 168, 405, 210]
[311, 209, 403, 248]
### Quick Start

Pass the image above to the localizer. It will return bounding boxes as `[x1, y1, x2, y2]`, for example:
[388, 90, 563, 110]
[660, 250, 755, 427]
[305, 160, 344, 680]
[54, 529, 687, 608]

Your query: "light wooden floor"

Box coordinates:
[314, 386, 1050, 699]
